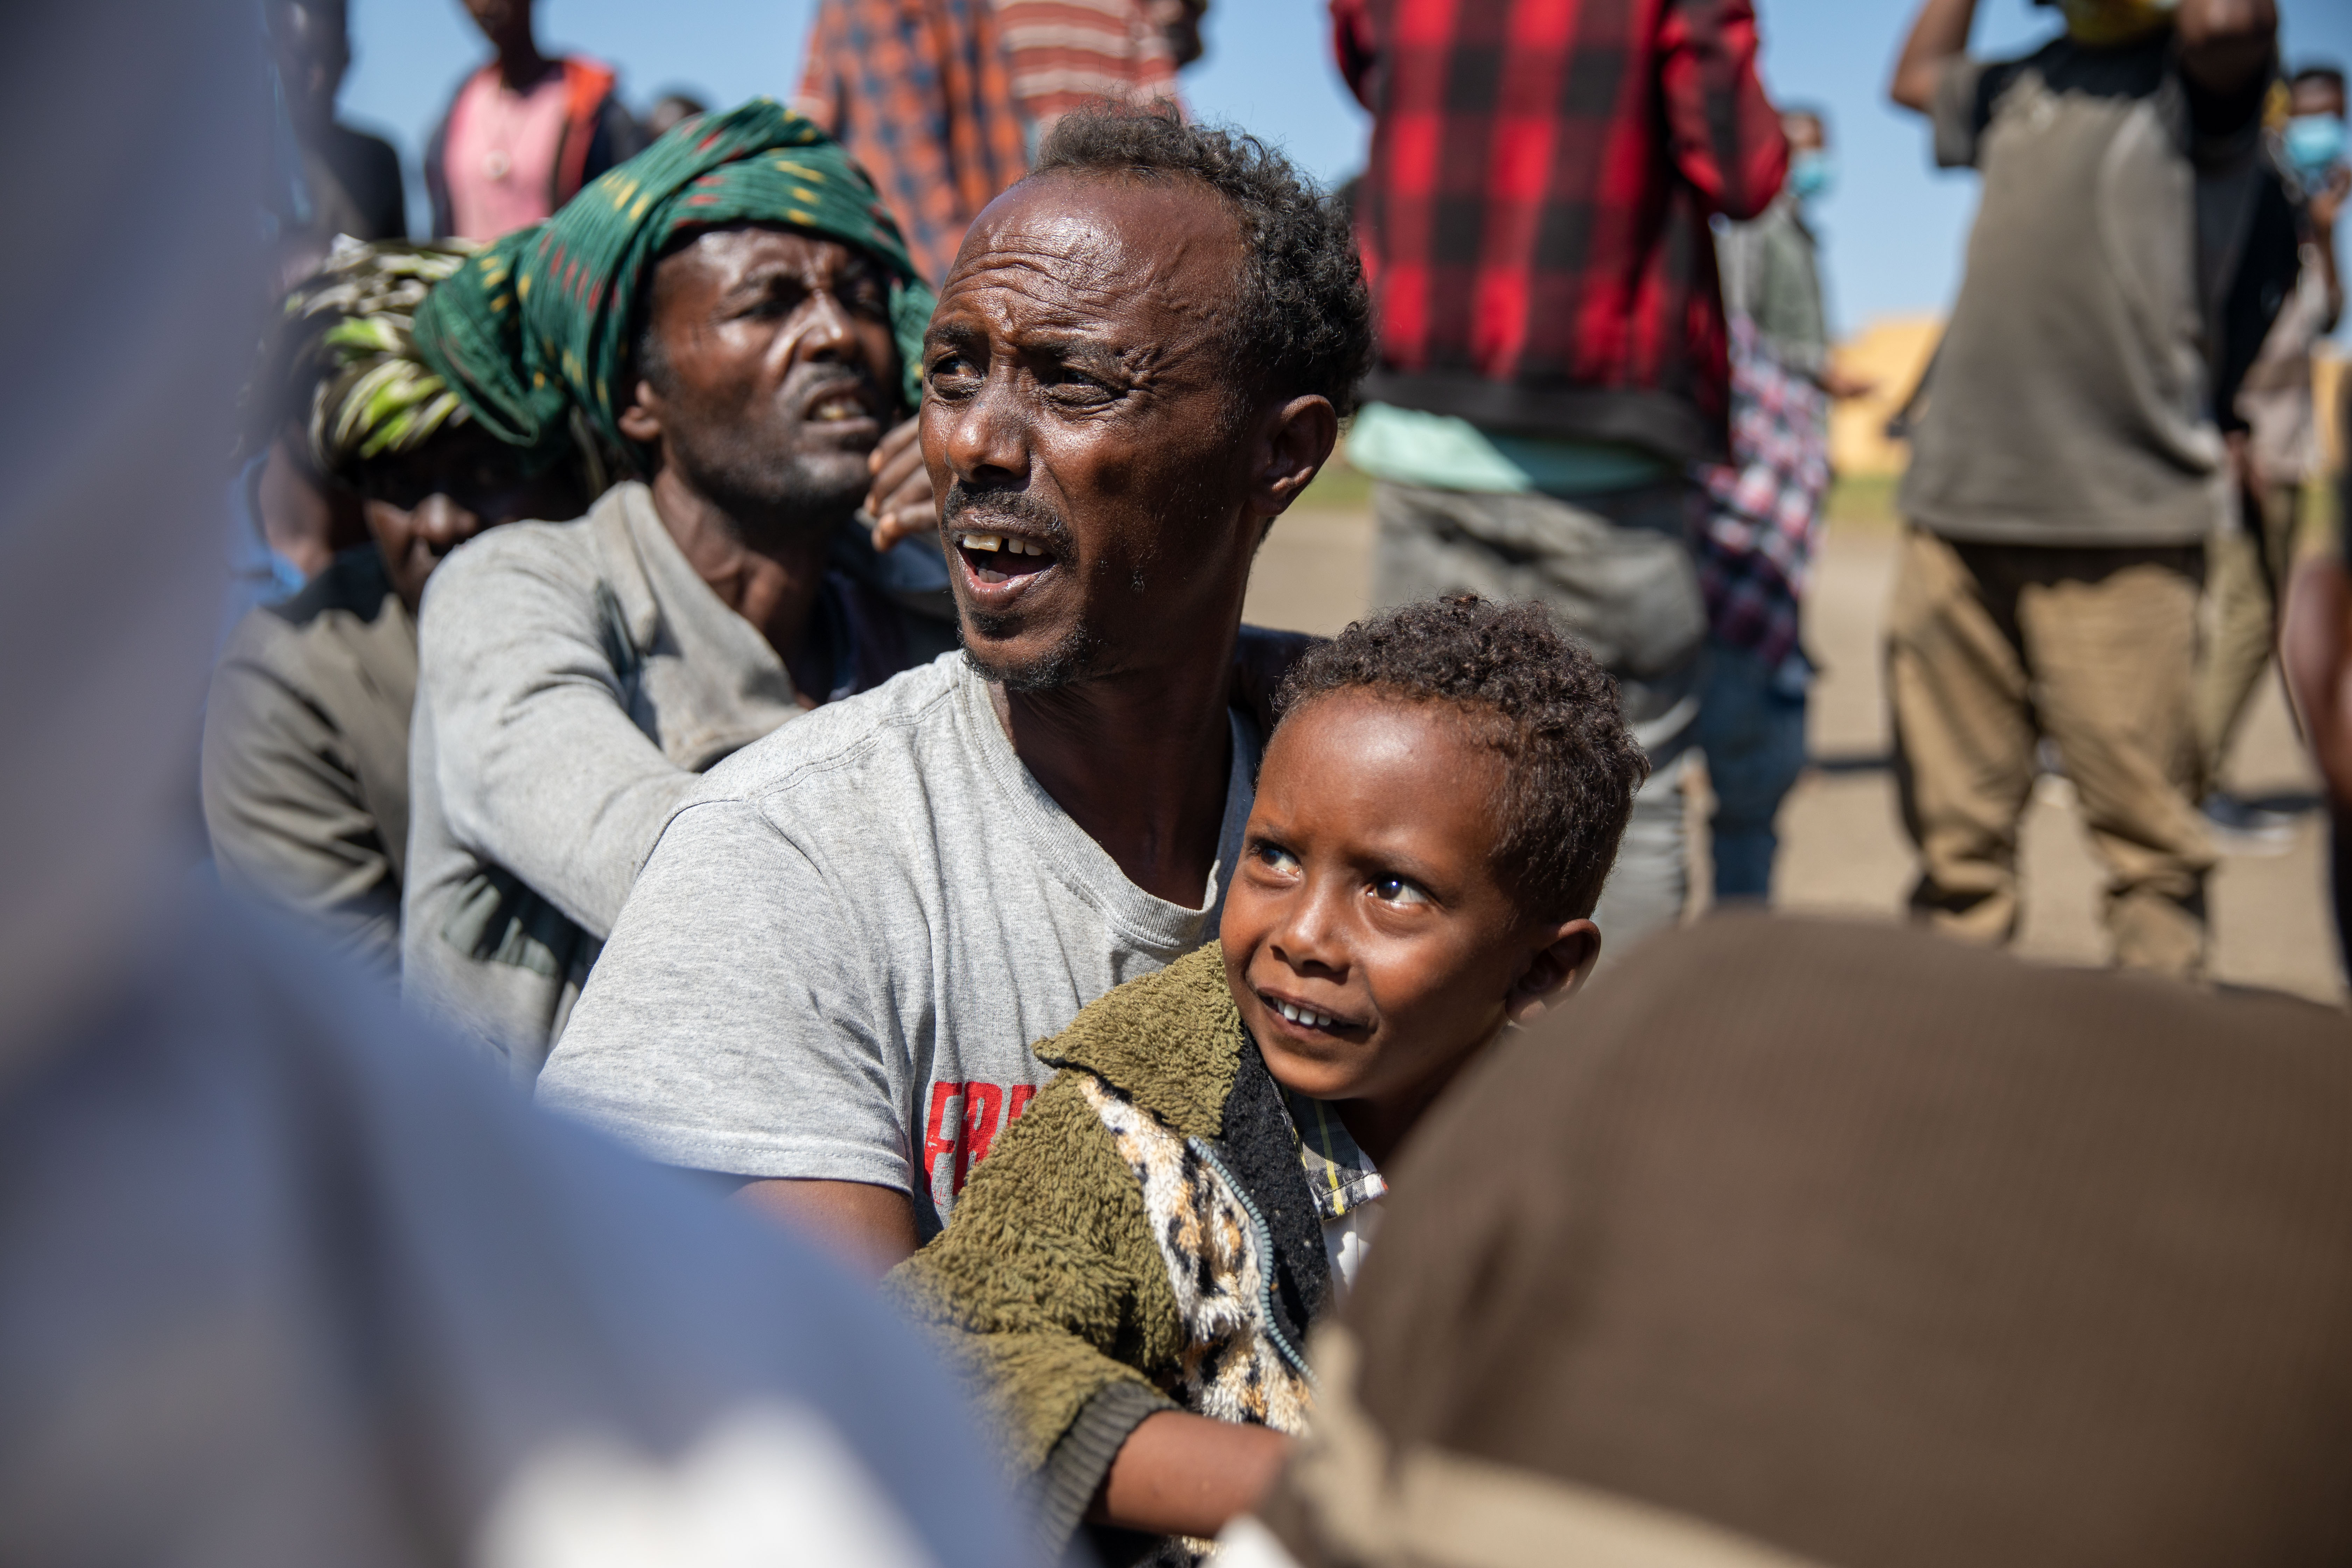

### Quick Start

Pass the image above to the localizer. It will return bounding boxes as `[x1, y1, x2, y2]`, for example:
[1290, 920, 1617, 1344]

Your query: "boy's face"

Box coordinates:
[1221, 691, 1598, 1120]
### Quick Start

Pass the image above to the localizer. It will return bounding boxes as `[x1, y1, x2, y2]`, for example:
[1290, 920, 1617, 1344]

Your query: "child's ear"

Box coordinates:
[1504, 918, 1602, 1026]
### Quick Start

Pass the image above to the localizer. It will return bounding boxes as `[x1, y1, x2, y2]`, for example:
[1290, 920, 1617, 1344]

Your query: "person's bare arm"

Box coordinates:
[1890, 0, 1978, 114]
[1088, 1411, 1291, 1539]
[2174, 0, 2276, 99]
[737, 1177, 922, 1276]
[2311, 168, 2347, 330]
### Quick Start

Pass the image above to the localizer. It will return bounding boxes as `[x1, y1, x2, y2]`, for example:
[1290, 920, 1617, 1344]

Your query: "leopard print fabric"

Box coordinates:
[1080, 1076, 1315, 1436]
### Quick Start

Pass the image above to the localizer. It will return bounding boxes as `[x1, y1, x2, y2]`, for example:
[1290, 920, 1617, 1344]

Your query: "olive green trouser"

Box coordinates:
[2194, 481, 2302, 790]
[1887, 527, 2214, 980]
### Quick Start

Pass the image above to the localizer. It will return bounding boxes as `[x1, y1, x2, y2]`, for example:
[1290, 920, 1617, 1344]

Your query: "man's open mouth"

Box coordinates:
[806, 388, 874, 424]
[955, 530, 1057, 587]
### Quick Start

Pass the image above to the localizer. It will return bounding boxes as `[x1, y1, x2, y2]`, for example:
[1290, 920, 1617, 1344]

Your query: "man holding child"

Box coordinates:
[531, 107, 1649, 1556]
[542, 112, 1648, 1557]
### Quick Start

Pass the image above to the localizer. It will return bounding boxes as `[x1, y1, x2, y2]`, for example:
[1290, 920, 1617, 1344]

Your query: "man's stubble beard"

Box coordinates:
[959, 616, 1107, 693]
[660, 365, 882, 549]
[668, 432, 867, 547]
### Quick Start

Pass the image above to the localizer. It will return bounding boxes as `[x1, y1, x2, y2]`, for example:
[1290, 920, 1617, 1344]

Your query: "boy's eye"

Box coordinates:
[1254, 843, 1301, 876]
[1370, 875, 1430, 907]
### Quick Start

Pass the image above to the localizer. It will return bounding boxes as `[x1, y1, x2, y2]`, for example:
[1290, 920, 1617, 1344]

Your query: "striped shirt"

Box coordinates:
[1282, 1085, 1388, 1295]
[991, 0, 1183, 136]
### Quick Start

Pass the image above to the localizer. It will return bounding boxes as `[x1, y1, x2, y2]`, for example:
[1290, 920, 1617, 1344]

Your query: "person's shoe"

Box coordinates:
[2201, 791, 2297, 855]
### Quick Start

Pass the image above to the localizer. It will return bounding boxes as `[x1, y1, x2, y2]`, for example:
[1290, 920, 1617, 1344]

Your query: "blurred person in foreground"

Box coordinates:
[0, 6, 1035, 1566]
[426, 0, 643, 242]
[2199, 63, 2345, 847]
[1694, 106, 1874, 904]
[1330, 0, 1788, 958]
[399, 102, 961, 1074]
[793, 0, 1028, 285]
[536, 111, 1368, 1275]
[267, 0, 405, 264]
[204, 241, 600, 977]
[1884, 0, 2277, 979]
[1212, 914, 2352, 1568]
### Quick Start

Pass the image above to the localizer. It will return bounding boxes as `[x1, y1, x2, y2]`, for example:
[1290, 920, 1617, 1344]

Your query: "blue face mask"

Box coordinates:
[2284, 115, 2346, 187]
[1787, 150, 1834, 204]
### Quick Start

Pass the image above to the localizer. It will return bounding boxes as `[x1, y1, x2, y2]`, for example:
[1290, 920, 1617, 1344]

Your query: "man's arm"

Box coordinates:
[538, 799, 922, 1240]
[2309, 169, 2346, 331]
[202, 628, 401, 972]
[1890, 0, 1977, 115]
[417, 540, 704, 939]
[737, 1177, 920, 1276]
[1329, 0, 1380, 111]
[1657, 0, 1787, 221]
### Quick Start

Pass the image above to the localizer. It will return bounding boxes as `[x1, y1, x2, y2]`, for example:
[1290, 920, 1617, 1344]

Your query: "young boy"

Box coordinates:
[890, 595, 1647, 1559]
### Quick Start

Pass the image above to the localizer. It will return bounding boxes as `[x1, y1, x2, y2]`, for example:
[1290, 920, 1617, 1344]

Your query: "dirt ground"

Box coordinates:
[1243, 478, 2343, 1006]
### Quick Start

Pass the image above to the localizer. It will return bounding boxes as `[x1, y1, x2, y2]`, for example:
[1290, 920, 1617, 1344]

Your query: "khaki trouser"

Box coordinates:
[1886, 527, 2214, 979]
[2194, 481, 2302, 789]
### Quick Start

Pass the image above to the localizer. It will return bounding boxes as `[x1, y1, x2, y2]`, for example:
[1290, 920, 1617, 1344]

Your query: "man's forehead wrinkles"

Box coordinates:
[944, 245, 1174, 308]
[939, 246, 1219, 339]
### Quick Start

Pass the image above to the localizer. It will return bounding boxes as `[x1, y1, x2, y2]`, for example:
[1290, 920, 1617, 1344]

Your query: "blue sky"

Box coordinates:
[343, 0, 2352, 339]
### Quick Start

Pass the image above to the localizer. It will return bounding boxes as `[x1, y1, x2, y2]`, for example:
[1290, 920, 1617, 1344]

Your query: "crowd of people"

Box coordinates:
[9, 0, 2352, 1562]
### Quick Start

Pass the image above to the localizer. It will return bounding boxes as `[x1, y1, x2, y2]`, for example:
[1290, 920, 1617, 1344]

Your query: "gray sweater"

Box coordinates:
[402, 482, 956, 1074]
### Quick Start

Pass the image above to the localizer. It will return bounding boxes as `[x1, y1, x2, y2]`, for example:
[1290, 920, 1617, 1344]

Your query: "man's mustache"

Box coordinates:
[940, 483, 1072, 546]
[784, 362, 884, 418]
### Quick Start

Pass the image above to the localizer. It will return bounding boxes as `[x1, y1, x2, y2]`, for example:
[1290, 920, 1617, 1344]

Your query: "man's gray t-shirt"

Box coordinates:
[538, 652, 1261, 1237]
[1898, 36, 2248, 547]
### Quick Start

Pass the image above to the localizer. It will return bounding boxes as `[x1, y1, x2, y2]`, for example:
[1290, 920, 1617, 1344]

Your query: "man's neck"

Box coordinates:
[491, 31, 554, 91]
[996, 643, 1238, 908]
[648, 470, 834, 705]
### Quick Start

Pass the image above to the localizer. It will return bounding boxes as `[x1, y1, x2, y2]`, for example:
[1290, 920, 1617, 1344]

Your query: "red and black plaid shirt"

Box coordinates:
[1331, 0, 1786, 463]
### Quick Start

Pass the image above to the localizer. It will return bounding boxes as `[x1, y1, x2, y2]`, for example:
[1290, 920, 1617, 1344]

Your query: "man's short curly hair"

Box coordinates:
[1275, 596, 1649, 922]
[1032, 107, 1374, 417]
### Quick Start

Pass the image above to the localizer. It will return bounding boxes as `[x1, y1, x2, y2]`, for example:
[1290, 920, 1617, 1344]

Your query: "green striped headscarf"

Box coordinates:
[412, 97, 935, 477]
[282, 239, 475, 476]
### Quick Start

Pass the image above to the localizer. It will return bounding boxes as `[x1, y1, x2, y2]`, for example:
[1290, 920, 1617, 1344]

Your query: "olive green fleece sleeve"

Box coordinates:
[889, 1068, 1181, 1540]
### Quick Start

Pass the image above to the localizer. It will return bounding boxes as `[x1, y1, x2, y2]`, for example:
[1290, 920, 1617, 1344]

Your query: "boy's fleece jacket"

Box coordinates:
[889, 943, 1332, 1549]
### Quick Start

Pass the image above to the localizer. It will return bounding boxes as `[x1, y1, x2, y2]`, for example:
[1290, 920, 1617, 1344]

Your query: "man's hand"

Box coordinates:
[736, 1177, 922, 1277]
[1090, 1411, 1290, 1539]
[2175, 0, 2277, 98]
[2224, 427, 2263, 496]
[866, 415, 938, 553]
[2312, 164, 2348, 237]
[1819, 364, 1879, 401]
[1890, 0, 1977, 113]
[2282, 553, 2352, 803]
[1231, 625, 1320, 735]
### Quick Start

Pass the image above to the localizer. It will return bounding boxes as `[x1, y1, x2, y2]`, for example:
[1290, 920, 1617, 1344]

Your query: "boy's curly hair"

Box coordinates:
[1275, 596, 1649, 922]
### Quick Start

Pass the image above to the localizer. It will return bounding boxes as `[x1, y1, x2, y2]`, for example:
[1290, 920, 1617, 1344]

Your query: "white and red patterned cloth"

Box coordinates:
[990, 0, 1182, 135]
[1694, 312, 1830, 669]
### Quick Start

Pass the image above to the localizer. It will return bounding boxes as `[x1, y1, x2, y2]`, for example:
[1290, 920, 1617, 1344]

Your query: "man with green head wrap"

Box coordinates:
[204, 239, 596, 974]
[399, 99, 960, 1072]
